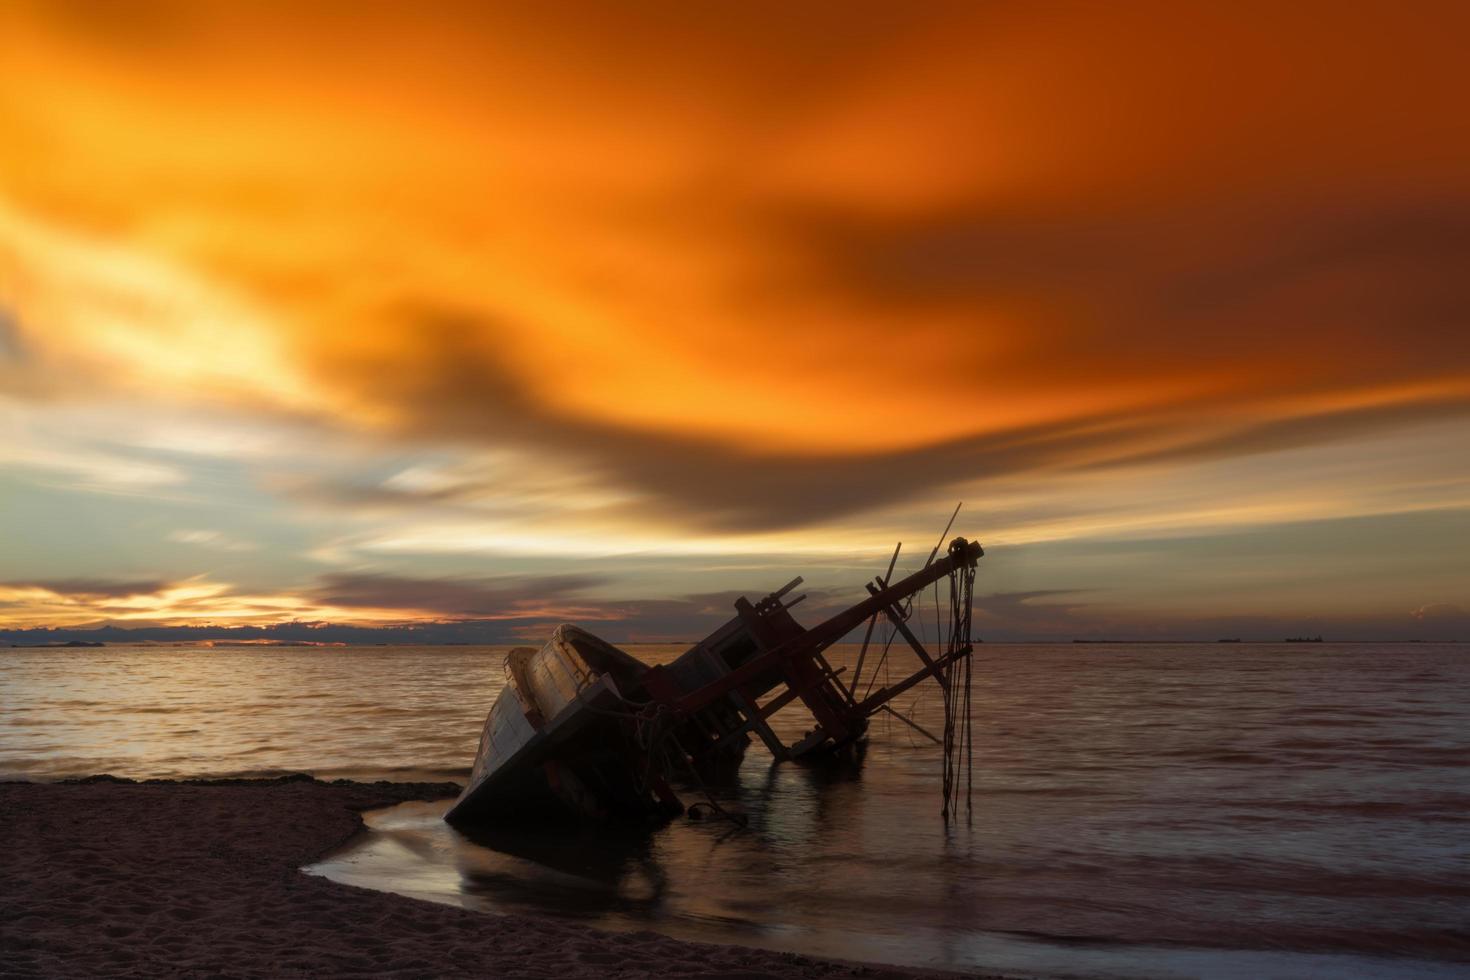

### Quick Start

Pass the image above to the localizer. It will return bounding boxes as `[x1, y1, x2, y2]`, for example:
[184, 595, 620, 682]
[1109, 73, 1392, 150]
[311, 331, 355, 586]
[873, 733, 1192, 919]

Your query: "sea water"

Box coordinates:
[4, 642, 1467, 977]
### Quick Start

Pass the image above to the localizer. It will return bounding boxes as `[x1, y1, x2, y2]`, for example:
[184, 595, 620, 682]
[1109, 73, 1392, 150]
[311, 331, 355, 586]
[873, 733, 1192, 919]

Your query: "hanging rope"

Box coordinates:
[940, 550, 976, 820]
[630, 701, 748, 828]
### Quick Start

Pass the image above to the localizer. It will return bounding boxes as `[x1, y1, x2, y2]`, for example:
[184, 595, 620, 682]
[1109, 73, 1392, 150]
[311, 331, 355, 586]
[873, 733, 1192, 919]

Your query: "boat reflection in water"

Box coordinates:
[453, 820, 669, 919]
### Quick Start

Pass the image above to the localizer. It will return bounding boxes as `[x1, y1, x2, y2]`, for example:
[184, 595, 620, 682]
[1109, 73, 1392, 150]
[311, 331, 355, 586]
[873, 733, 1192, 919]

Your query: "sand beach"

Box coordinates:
[0, 775, 982, 979]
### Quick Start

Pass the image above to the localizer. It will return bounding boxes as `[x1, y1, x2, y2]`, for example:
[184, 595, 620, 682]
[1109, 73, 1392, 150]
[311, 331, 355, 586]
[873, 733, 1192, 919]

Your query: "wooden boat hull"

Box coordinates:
[443, 625, 662, 826]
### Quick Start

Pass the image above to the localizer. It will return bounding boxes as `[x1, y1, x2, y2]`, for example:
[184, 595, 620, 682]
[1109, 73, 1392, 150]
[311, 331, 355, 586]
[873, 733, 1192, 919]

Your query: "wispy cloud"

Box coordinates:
[167, 529, 259, 552]
[0, 440, 185, 492]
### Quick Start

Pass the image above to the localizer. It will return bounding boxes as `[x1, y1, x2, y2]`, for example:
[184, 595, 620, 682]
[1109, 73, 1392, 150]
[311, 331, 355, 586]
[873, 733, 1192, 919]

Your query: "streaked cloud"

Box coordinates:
[0, 433, 186, 493]
[0, 2, 1466, 634]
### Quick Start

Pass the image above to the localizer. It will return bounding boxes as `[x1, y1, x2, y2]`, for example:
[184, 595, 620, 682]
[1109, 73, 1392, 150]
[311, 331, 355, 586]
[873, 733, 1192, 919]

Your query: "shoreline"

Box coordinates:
[1, 775, 996, 979]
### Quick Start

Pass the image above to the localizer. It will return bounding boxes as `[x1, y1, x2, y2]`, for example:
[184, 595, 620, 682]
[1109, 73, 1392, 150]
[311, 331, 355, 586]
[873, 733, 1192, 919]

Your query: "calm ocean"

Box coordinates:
[4, 642, 1467, 978]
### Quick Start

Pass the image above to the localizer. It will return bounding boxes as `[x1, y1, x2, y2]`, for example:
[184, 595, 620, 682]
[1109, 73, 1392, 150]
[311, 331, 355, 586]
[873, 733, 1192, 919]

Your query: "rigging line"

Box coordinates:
[860, 620, 901, 702]
[879, 704, 940, 745]
[966, 564, 975, 814]
[939, 558, 977, 821]
[940, 571, 954, 817]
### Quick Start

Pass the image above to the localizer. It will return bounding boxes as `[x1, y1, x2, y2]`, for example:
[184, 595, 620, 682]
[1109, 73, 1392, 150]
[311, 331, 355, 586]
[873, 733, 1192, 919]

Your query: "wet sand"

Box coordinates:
[0, 776, 991, 979]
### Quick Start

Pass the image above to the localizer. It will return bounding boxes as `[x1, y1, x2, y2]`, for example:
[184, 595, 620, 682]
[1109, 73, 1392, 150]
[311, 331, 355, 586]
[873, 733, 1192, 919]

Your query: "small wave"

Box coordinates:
[1241, 797, 1470, 820]
[1158, 749, 1278, 765]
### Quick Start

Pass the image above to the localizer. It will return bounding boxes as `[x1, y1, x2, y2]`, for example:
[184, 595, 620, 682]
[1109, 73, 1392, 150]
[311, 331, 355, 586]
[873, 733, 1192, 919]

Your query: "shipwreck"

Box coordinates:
[445, 527, 982, 827]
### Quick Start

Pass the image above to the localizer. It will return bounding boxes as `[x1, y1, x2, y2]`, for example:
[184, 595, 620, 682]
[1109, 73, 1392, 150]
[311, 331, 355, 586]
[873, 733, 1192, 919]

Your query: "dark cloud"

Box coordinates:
[974, 589, 1091, 624]
[311, 572, 606, 619]
[1092, 396, 1470, 471]
[0, 305, 49, 399]
[570, 588, 846, 640]
[273, 169, 1470, 536]
[300, 309, 1470, 533]
[3, 578, 171, 599]
[284, 479, 473, 511]
[764, 197, 1470, 389]
[0, 307, 24, 363]
[307, 570, 848, 637]
[289, 366, 1153, 531]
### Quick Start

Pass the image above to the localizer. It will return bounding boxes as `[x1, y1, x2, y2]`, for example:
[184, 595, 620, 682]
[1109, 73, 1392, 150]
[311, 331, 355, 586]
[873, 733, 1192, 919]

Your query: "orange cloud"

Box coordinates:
[1, 1, 1467, 547]
[0, 578, 350, 627]
[0, 573, 612, 628]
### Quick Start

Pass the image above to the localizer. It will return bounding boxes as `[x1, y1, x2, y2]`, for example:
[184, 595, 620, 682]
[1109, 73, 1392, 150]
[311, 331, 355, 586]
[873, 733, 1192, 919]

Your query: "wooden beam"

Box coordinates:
[866, 582, 949, 695]
[850, 542, 902, 697]
[699, 683, 804, 756]
[698, 646, 786, 759]
[878, 704, 941, 745]
[857, 645, 972, 715]
[670, 540, 981, 717]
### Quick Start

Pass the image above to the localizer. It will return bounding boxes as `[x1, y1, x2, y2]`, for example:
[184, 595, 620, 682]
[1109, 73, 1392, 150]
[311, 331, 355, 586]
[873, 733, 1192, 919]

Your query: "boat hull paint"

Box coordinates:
[444, 626, 657, 826]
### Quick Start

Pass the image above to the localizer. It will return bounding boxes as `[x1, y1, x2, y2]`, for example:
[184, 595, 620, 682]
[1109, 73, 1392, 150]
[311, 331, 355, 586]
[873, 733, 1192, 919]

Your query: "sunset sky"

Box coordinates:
[2, 1, 1467, 641]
